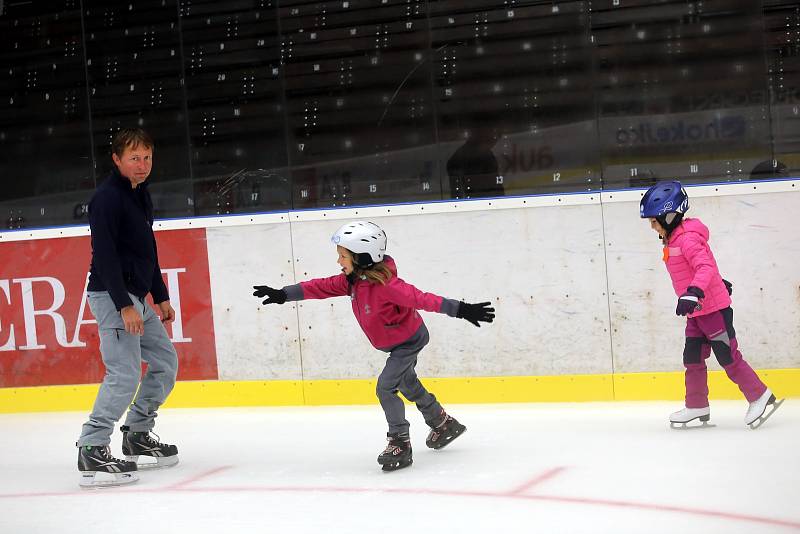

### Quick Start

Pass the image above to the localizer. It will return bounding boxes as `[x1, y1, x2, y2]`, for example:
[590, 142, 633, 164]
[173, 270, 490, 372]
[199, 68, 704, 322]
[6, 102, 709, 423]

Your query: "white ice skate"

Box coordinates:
[745, 388, 784, 429]
[669, 406, 713, 429]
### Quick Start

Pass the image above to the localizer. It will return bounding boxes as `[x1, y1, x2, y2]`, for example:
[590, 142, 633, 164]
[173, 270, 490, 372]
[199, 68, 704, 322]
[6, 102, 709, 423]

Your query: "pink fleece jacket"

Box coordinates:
[663, 217, 731, 317]
[294, 256, 455, 349]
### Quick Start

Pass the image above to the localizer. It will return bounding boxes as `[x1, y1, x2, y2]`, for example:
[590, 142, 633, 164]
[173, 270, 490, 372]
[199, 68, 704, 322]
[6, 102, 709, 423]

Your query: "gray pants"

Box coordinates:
[77, 291, 178, 446]
[376, 324, 443, 435]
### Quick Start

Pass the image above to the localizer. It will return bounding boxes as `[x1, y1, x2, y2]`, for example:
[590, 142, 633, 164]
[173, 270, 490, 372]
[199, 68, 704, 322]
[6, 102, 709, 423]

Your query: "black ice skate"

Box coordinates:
[78, 445, 138, 488]
[121, 426, 179, 469]
[377, 432, 412, 472]
[426, 410, 466, 449]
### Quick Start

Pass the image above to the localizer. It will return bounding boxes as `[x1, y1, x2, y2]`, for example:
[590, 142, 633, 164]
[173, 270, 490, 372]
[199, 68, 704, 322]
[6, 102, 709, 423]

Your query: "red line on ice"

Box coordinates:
[1, 473, 799, 531]
[507, 466, 567, 495]
[166, 466, 232, 490]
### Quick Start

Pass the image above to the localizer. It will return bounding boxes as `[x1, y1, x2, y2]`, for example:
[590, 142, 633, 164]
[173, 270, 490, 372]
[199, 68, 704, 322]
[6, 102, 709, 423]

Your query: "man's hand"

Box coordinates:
[121, 305, 144, 336]
[158, 301, 176, 324]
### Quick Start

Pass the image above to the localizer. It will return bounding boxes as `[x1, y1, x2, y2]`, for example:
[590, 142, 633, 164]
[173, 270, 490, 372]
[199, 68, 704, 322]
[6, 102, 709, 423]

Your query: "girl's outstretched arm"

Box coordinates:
[253, 273, 350, 304]
[384, 278, 495, 326]
[294, 273, 351, 300]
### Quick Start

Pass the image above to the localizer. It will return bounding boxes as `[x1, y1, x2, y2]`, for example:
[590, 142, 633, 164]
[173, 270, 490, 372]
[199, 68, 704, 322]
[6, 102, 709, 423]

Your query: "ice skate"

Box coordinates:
[669, 406, 714, 429]
[426, 410, 466, 449]
[377, 432, 412, 472]
[121, 426, 179, 469]
[746, 389, 784, 429]
[78, 445, 138, 488]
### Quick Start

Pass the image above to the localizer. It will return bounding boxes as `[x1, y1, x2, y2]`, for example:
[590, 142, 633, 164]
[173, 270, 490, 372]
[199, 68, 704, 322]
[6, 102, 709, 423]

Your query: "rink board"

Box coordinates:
[1, 369, 798, 413]
[0, 180, 799, 411]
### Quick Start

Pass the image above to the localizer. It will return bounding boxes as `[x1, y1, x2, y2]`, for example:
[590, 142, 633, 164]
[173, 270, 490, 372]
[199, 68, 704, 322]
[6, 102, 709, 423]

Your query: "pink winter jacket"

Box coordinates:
[663, 218, 731, 317]
[287, 256, 459, 350]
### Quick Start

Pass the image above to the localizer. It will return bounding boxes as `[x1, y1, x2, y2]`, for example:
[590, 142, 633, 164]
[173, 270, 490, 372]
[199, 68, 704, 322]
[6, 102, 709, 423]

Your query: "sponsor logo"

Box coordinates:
[0, 230, 218, 387]
[0, 270, 192, 352]
[615, 116, 747, 145]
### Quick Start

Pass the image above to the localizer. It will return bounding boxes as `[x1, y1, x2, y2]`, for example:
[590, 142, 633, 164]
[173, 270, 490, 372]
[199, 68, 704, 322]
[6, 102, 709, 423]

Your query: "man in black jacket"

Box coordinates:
[76, 128, 180, 488]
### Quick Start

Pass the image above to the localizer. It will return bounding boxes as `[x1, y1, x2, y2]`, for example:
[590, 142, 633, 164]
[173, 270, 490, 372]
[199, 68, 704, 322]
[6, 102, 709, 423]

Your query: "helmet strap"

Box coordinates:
[353, 252, 375, 269]
[657, 212, 684, 238]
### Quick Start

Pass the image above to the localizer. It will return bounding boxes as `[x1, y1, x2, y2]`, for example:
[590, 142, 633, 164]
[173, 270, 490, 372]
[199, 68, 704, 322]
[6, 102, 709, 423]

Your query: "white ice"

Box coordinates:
[0, 401, 798, 534]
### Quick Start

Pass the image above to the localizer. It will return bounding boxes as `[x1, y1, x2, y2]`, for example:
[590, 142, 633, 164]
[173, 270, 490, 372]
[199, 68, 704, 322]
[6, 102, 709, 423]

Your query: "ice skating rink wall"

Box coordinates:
[1, 180, 799, 412]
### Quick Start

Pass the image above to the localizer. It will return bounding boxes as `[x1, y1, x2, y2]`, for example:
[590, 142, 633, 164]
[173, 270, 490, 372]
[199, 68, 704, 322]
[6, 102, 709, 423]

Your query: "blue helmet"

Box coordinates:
[640, 180, 689, 234]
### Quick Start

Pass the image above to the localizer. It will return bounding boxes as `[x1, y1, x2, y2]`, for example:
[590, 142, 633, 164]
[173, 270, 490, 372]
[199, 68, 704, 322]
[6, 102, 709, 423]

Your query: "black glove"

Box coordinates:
[253, 285, 287, 305]
[457, 301, 495, 327]
[722, 279, 732, 296]
[675, 286, 704, 316]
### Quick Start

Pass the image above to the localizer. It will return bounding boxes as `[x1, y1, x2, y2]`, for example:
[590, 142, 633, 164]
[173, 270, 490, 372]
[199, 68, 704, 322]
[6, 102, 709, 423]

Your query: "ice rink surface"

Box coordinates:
[0, 401, 798, 534]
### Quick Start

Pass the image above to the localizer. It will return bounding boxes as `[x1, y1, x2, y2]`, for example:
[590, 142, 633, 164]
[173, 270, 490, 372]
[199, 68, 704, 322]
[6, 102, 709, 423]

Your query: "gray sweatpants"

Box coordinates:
[77, 291, 178, 446]
[376, 324, 443, 435]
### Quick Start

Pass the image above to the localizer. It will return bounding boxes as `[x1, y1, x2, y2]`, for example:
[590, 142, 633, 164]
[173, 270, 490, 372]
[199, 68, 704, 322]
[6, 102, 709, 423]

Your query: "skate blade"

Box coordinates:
[377, 453, 410, 466]
[79, 470, 139, 489]
[748, 398, 784, 430]
[428, 426, 467, 450]
[670, 421, 715, 430]
[125, 454, 179, 469]
[670, 415, 714, 430]
[381, 459, 412, 472]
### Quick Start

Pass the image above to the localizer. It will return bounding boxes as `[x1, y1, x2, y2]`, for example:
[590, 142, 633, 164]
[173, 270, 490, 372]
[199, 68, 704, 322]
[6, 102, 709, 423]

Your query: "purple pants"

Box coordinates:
[682, 307, 766, 408]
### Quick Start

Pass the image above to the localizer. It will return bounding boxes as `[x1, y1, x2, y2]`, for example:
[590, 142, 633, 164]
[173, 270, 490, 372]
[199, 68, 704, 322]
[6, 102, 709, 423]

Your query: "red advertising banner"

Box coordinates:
[0, 229, 218, 387]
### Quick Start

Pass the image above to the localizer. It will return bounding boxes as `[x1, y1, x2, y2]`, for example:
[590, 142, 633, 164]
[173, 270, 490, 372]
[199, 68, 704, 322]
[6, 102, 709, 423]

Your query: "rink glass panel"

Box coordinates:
[1, 1, 800, 229]
[82, 0, 194, 220]
[281, 0, 441, 209]
[0, 3, 95, 229]
[181, 0, 291, 216]
[429, 0, 599, 198]
[593, 0, 774, 189]
[764, 0, 800, 179]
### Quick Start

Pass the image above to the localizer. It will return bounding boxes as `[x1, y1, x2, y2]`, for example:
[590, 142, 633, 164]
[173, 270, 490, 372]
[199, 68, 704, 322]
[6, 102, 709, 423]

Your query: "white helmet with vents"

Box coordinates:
[331, 221, 387, 268]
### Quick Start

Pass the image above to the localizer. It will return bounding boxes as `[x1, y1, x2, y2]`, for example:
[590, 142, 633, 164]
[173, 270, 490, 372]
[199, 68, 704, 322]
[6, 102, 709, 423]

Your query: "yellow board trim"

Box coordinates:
[0, 369, 797, 413]
[613, 368, 800, 401]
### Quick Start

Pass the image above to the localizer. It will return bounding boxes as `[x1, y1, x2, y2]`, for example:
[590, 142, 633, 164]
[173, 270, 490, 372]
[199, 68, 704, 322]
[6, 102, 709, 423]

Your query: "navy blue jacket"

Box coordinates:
[87, 167, 170, 310]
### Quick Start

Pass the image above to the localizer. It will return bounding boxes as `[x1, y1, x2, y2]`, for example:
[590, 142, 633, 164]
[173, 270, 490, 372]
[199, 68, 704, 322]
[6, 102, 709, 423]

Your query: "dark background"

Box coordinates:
[1, 0, 798, 229]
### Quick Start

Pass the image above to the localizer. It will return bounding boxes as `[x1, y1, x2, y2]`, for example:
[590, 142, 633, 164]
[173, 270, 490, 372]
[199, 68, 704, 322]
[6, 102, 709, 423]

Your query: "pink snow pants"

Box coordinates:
[682, 307, 767, 409]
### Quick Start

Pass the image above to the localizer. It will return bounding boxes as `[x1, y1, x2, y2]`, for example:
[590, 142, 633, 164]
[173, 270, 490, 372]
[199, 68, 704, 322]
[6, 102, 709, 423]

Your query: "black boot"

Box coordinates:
[377, 432, 412, 472]
[77, 445, 138, 488]
[121, 426, 179, 469]
[425, 410, 466, 449]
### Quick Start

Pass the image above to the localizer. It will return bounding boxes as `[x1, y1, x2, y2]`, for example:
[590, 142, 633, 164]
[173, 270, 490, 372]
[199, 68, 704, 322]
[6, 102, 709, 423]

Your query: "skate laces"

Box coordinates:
[92, 446, 122, 463]
[142, 431, 167, 447]
[429, 418, 449, 439]
[98, 446, 114, 460]
[384, 434, 408, 453]
[433, 411, 449, 429]
[427, 414, 453, 442]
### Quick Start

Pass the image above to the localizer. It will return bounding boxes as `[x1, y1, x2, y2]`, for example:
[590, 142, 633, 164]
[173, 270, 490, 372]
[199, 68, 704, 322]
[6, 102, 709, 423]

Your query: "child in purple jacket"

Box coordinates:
[253, 221, 495, 470]
[640, 181, 782, 429]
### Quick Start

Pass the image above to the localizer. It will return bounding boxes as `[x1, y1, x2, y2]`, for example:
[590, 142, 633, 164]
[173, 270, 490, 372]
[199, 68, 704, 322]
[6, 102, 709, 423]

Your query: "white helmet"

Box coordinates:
[331, 221, 387, 268]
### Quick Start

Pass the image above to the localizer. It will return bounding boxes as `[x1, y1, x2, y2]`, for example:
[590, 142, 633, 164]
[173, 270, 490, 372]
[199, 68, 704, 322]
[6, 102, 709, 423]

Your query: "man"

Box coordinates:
[446, 126, 505, 199]
[76, 128, 179, 488]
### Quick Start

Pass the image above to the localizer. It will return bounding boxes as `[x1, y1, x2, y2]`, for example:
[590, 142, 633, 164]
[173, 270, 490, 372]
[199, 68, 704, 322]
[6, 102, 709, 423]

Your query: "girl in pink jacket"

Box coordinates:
[253, 221, 495, 471]
[640, 181, 782, 429]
